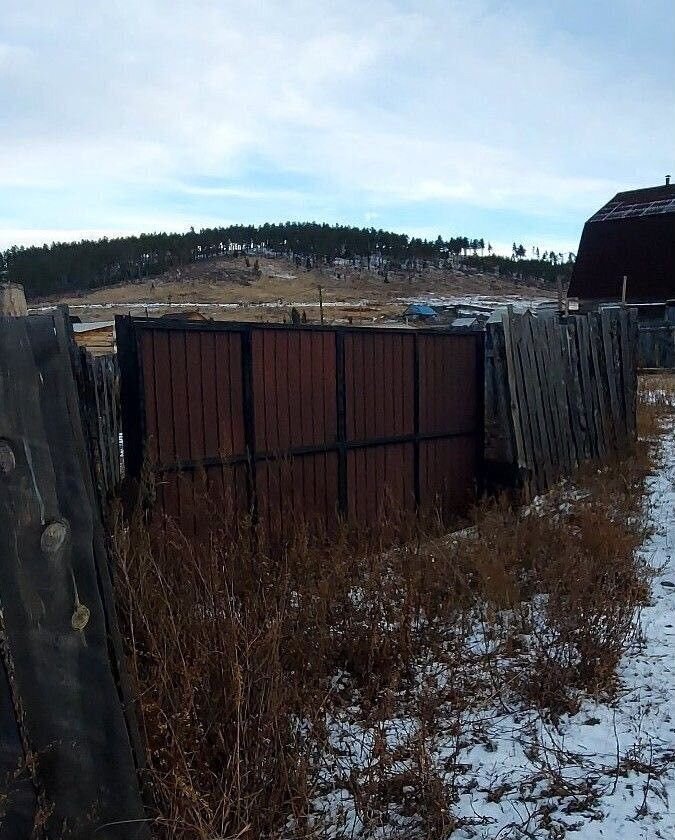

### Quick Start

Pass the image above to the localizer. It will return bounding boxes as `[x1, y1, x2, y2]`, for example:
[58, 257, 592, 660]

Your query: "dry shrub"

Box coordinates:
[110, 381, 669, 837]
[637, 371, 675, 439]
[112, 495, 464, 839]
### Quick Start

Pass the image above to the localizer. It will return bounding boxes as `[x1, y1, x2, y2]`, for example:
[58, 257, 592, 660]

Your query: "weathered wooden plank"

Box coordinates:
[540, 317, 568, 471]
[627, 309, 639, 439]
[618, 309, 630, 443]
[513, 314, 543, 495]
[501, 308, 527, 476]
[600, 309, 622, 447]
[109, 356, 122, 485]
[484, 321, 515, 464]
[531, 317, 560, 478]
[576, 315, 601, 459]
[587, 315, 607, 458]
[52, 317, 146, 780]
[563, 318, 589, 462]
[609, 312, 628, 446]
[589, 313, 612, 454]
[550, 317, 575, 471]
[523, 314, 553, 489]
[539, 318, 569, 474]
[0, 313, 147, 840]
[0, 655, 37, 833]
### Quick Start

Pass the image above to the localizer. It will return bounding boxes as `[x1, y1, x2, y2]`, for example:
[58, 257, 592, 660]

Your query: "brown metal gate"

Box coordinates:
[117, 318, 484, 538]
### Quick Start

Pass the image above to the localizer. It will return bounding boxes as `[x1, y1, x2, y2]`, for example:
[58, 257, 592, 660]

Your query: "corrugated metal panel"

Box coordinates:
[117, 319, 484, 541]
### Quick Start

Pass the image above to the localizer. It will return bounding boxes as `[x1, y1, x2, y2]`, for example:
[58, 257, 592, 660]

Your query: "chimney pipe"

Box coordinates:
[667, 175, 672, 186]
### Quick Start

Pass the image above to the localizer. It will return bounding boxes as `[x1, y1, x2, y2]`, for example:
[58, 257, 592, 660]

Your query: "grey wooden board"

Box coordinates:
[549, 320, 572, 470]
[501, 308, 527, 472]
[77, 352, 122, 503]
[618, 310, 637, 441]
[57, 323, 147, 782]
[589, 314, 611, 454]
[563, 319, 586, 464]
[486, 310, 636, 496]
[575, 316, 601, 459]
[609, 314, 627, 445]
[531, 317, 559, 478]
[512, 313, 540, 494]
[564, 319, 589, 460]
[0, 657, 37, 837]
[0, 314, 147, 840]
[600, 310, 622, 447]
[523, 314, 553, 491]
[628, 310, 639, 438]
[545, 318, 567, 471]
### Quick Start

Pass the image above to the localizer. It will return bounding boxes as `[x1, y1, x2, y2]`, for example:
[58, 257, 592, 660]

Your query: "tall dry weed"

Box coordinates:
[110, 374, 670, 837]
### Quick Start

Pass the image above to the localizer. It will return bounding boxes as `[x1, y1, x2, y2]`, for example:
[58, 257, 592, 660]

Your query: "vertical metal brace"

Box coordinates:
[475, 332, 486, 497]
[413, 333, 421, 508]
[240, 329, 257, 522]
[335, 330, 347, 516]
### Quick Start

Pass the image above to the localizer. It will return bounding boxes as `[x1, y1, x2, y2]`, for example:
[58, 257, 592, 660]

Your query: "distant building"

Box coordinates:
[450, 316, 479, 330]
[568, 177, 675, 305]
[404, 303, 438, 322]
[72, 321, 115, 355]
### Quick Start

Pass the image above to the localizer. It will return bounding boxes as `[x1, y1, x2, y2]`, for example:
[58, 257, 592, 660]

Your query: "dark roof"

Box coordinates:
[589, 184, 675, 223]
[568, 182, 675, 302]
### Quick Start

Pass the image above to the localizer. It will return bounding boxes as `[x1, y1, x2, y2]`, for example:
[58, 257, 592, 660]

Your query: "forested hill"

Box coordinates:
[0, 221, 573, 299]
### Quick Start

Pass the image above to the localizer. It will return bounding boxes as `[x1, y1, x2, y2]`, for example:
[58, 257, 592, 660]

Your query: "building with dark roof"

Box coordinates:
[568, 178, 675, 304]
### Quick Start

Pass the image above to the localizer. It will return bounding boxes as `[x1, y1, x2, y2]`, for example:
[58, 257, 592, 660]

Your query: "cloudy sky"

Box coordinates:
[1, 0, 673, 254]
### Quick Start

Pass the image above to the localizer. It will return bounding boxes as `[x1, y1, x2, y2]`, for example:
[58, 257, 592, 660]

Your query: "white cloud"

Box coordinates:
[0, 0, 673, 243]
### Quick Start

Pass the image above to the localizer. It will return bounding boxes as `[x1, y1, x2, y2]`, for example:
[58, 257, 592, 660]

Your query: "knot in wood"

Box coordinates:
[0, 440, 15, 474]
[40, 520, 69, 554]
[71, 603, 91, 632]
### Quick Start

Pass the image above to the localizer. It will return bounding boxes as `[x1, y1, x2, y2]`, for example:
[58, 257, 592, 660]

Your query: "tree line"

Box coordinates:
[0, 222, 573, 299]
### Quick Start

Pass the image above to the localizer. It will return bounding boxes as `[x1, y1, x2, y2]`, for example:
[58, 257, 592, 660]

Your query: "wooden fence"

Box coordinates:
[76, 350, 123, 503]
[486, 307, 638, 497]
[638, 323, 675, 370]
[0, 310, 147, 838]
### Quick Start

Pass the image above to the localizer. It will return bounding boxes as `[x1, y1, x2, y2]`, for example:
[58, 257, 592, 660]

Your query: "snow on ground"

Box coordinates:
[451, 424, 675, 839]
[302, 422, 675, 839]
[397, 294, 555, 312]
[28, 293, 554, 316]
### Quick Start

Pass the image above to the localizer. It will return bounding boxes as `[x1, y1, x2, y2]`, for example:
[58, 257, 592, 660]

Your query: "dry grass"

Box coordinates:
[637, 371, 675, 440]
[110, 375, 673, 839]
[39, 254, 551, 324]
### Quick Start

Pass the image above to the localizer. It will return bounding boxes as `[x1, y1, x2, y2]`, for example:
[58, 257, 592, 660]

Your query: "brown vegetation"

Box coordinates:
[111, 376, 673, 839]
[41, 254, 550, 324]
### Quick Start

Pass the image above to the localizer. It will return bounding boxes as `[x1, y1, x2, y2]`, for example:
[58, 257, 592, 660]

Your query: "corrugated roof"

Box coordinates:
[72, 321, 115, 333]
[590, 184, 675, 223]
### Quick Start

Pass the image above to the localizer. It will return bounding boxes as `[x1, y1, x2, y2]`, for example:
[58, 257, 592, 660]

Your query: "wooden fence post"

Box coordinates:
[0, 311, 148, 839]
[0, 283, 27, 316]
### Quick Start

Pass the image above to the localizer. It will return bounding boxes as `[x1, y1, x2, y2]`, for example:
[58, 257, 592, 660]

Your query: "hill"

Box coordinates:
[3, 221, 571, 302]
[34, 252, 554, 323]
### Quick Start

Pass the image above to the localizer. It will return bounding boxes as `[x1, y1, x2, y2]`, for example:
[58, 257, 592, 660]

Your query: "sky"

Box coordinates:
[1, 0, 673, 256]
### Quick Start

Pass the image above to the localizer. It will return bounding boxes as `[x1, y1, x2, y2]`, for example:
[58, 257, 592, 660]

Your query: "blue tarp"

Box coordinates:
[405, 303, 437, 317]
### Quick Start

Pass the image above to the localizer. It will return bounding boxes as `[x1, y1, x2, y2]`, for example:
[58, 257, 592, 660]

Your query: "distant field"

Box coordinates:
[34, 254, 552, 323]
